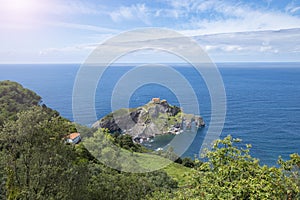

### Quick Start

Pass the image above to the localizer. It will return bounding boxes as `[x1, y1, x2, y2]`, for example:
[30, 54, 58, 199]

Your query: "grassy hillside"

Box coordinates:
[163, 163, 196, 187]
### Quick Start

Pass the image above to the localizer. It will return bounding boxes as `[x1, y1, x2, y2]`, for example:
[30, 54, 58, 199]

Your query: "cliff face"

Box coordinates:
[92, 100, 204, 139]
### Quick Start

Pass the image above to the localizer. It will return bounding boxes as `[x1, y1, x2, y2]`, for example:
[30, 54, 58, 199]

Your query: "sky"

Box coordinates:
[0, 0, 300, 63]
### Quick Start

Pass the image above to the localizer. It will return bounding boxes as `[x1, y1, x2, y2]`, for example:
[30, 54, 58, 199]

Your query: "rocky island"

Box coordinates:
[92, 98, 205, 143]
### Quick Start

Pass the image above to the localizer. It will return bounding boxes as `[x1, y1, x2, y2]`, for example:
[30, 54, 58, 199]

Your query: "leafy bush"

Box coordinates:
[149, 135, 300, 200]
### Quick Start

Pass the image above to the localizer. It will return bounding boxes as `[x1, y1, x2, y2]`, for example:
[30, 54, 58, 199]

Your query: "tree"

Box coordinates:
[114, 134, 148, 153]
[0, 107, 89, 199]
[181, 157, 195, 168]
[0, 81, 42, 127]
[0, 81, 180, 199]
[0, 106, 179, 200]
[87, 163, 177, 200]
[192, 135, 294, 199]
[278, 153, 300, 199]
[149, 135, 299, 200]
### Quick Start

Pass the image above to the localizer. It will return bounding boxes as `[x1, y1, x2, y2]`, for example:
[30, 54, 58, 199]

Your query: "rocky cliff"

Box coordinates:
[92, 99, 205, 140]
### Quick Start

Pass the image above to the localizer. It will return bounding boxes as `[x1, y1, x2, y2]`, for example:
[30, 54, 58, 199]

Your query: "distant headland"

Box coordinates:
[92, 98, 205, 143]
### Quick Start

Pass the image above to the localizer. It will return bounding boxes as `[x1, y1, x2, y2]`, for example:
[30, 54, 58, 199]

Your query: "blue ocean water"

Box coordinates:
[0, 63, 299, 166]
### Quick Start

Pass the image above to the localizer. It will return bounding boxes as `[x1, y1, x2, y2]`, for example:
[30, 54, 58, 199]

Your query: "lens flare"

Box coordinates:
[0, 0, 42, 23]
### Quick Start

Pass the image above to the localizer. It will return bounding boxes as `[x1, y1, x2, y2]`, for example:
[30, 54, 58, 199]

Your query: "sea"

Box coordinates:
[0, 62, 299, 166]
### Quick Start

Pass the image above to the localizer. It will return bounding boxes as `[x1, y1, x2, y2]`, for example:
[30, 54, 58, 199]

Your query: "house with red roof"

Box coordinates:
[66, 132, 81, 144]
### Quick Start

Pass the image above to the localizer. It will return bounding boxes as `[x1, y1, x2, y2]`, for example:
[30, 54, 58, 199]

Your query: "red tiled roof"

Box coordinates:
[69, 133, 80, 140]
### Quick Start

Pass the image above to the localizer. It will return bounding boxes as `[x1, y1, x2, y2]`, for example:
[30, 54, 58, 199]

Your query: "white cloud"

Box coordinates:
[155, 8, 183, 19]
[181, 11, 300, 36]
[196, 1, 217, 12]
[288, 6, 300, 14]
[203, 44, 245, 52]
[110, 4, 151, 25]
[39, 43, 98, 56]
[285, 1, 300, 14]
[223, 45, 244, 52]
[37, 27, 300, 63]
[2, 0, 300, 63]
[49, 0, 104, 15]
[259, 45, 278, 53]
[47, 21, 119, 33]
[161, 0, 300, 35]
[110, 7, 133, 21]
[203, 45, 218, 51]
[193, 28, 300, 57]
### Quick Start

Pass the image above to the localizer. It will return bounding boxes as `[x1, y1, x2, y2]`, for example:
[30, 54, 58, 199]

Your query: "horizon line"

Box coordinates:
[1, 61, 300, 65]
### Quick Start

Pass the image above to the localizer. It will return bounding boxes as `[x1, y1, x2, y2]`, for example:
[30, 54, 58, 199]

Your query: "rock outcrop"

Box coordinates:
[92, 99, 205, 141]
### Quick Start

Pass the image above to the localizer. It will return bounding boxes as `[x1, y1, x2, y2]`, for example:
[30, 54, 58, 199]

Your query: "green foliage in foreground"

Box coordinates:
[0, 107, 87, 199]
[0, 107, 177, 200]
[0, 106, 299, 199]
[149, 136, 300, 200]
[0, 80, 178, 199]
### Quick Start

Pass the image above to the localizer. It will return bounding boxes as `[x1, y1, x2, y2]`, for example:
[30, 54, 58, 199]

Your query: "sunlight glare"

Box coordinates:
[0, 0, 47, 26]
[6, 0, 37, 14]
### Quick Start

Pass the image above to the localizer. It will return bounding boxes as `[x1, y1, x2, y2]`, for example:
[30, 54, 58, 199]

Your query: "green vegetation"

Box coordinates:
[163, 163, 196, 187]
[0, 81, 41, 126]
[83, 128, 175, 172]
[0, 81, 178, 199]
[149, 136, 300, 200]
[0, 80, 299, 199]
[0, 107, 88, 199]
[113, 133, 149, 153]
[0, 81, 58, 127]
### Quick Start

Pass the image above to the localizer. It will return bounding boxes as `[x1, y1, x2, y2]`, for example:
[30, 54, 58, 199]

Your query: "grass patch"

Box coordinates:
[163, 162, 196, 187]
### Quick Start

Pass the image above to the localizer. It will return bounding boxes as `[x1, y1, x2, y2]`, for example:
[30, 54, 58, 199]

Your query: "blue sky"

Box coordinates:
[0, 0, 300, 63]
